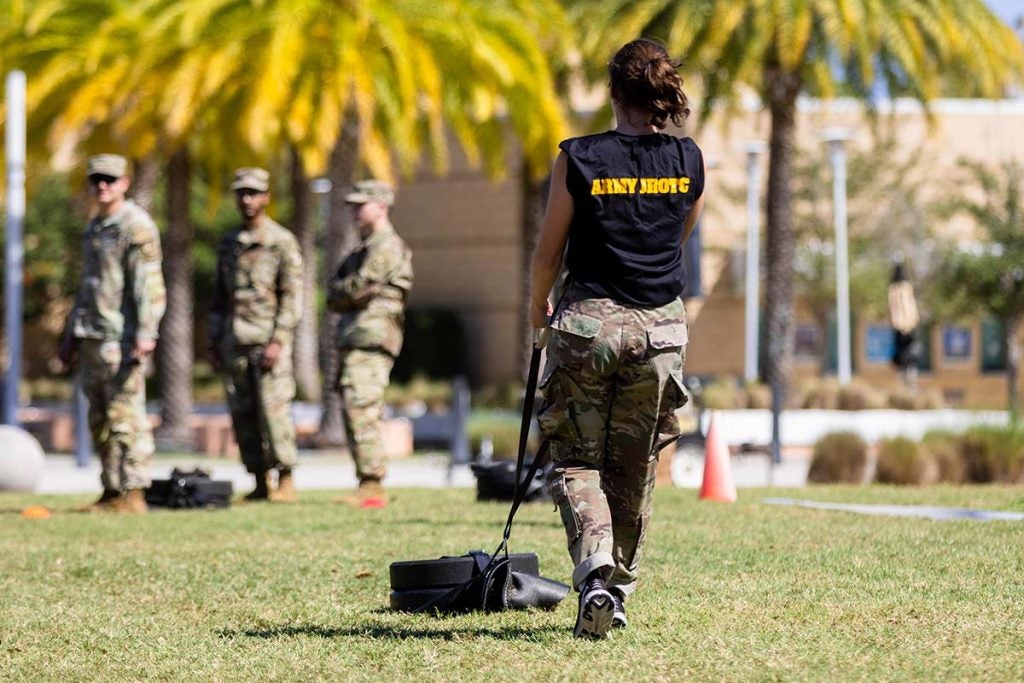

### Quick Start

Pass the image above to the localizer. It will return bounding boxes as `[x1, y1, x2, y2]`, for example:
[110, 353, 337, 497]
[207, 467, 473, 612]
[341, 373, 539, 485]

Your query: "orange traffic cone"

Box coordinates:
[699, 412, 737, 502]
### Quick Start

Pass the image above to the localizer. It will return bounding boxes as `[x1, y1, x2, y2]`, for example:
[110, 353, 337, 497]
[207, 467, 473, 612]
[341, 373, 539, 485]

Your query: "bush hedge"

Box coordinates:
[875, 436, 935, 485]
[809, 425, 1023, 486]
[808, 431, 869, 484]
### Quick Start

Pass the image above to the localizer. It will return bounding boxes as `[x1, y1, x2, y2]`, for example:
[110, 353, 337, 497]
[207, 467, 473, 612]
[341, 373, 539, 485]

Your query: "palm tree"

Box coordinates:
[141, 0, 570, 441]
[8, 0, 571, 445]
[572, 0, 1024, 401]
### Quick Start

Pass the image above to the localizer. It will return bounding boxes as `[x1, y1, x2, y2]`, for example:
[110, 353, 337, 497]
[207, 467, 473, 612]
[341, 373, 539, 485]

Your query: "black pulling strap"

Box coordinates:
[496, 330, 550, 557]
[410, 330, 551, 614]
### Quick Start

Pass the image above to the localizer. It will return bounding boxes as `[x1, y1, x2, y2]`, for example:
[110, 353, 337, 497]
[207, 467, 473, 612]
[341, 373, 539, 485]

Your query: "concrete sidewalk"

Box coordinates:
[36, 449, 809, 495]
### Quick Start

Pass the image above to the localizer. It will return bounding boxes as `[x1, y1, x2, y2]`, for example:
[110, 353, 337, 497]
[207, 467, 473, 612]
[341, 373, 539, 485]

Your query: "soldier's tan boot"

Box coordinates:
[77, 488, 121, 513]
[269, 469, 298, 503]
[336, 479, 388, 509]
[243, 471, 272, 501]
[112, 489, 148, 514]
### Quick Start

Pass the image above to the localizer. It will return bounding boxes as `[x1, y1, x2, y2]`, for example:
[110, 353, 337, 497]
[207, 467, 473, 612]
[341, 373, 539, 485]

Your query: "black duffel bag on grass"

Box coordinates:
[145, 468, 233, 509]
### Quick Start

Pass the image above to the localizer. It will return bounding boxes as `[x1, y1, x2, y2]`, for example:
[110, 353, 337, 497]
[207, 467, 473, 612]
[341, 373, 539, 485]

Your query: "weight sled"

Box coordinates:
[390, 552, 539, 591]
[389, 550, 567, 613]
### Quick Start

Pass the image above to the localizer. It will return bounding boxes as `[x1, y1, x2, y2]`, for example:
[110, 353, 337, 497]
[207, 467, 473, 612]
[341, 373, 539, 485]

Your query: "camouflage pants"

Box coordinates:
[538, 291, 688, 594]
[338, 348, 395, 481]
[79, 339, 154, 491]
[222, 345, 298, 473]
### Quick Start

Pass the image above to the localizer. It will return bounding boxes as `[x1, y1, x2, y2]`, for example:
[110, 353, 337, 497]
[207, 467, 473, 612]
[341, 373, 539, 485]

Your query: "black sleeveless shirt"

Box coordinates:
[560, 131, 704, 307]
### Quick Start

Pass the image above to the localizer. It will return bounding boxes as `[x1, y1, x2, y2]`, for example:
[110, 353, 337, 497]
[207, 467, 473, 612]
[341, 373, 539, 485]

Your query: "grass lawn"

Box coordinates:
[2, 485, 1023, 681]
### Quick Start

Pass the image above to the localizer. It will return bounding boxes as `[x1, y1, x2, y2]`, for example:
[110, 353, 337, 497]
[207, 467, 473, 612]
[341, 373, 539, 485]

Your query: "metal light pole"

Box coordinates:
[743, 141, 767, 383]
[4, 71, 26, 426]
[822, 128, 853, 385]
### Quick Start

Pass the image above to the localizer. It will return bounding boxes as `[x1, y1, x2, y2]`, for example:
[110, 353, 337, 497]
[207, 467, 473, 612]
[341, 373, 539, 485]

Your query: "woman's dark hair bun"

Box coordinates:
[608, 39, 690, 129]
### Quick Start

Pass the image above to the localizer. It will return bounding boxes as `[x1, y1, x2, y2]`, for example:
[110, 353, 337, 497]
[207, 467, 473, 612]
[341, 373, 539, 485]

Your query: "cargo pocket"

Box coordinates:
[647, 322, 688, 353]
[548, 310, 603, 372]
[536, 370, 583, 444]
[654, 371, 688, 453]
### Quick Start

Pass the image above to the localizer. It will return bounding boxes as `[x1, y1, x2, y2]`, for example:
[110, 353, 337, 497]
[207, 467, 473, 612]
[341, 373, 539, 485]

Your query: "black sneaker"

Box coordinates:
[610, 588, 627, 629]
[574, 575, 614, 639]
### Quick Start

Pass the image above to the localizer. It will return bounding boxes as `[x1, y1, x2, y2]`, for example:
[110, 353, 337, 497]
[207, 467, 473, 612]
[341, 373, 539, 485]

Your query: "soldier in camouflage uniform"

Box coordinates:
[328, 180, 413, 509]
[208, 168, 304, 502]
[529, 39, 706, 638]
[58, 154, 166, 514]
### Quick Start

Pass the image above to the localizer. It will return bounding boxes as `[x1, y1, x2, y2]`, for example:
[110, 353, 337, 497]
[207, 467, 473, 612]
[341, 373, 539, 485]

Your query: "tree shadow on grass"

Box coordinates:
[218, 622, 564, 641]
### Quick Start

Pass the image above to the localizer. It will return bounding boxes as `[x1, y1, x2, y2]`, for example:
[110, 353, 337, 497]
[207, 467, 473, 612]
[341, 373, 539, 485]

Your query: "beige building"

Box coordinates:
[393, 98, 1024, 407]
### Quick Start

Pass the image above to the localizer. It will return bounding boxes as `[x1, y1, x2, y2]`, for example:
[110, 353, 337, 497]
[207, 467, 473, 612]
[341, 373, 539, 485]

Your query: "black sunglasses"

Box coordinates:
[88, 174, 119, 186]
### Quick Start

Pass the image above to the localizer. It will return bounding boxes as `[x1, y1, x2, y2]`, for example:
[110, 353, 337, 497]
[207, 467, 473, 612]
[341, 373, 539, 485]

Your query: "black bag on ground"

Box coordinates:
[145, 468, 233, 509]
[470, 458, 550, 502]
[389, 550, 568, 613]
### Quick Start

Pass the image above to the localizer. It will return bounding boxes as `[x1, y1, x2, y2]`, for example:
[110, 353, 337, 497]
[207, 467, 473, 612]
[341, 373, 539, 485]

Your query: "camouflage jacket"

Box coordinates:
[67, 200, 166, 342]
[208, 217, 304, 349]
[328, 222, 413, 357]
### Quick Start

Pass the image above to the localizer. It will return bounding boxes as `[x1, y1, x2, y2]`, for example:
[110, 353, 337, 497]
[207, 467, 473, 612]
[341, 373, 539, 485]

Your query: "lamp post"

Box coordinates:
[743, 141, 767, 383]
[822, 128, 853, 385]
[4, 71, 26, 426]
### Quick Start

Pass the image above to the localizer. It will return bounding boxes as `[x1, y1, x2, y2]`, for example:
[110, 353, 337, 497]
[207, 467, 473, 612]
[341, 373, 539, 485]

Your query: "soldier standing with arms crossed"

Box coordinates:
[208, 168, 304, 502]
[328, 180, 413, 509]
[58, 154, 166, 514]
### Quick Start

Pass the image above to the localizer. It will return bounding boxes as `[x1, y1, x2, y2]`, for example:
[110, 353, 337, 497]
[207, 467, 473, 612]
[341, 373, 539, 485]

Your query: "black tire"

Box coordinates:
[389, 553, 539, 591]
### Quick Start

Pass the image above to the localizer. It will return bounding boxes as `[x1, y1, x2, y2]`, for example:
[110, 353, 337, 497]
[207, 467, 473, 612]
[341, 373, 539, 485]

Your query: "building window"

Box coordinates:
[865, 325, 894, 365]
[941, 325, 973, 362]
[794, 324, 822, 359]
[980, 317, 1008, 372]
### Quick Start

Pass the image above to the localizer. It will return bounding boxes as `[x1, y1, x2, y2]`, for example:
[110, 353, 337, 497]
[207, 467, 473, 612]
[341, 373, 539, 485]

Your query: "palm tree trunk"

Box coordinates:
[762, 64, 802, 402]
[318, 117, 360, 446]
[519, 162, 551, 379]
[131, 157, 159, 213]
[155, 147, 194, 449]
[289, 148, 321, 402]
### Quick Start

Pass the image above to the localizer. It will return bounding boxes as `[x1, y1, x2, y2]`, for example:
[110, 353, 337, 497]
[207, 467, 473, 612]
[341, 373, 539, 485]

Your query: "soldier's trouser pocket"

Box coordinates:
[647, 320, 690, 453]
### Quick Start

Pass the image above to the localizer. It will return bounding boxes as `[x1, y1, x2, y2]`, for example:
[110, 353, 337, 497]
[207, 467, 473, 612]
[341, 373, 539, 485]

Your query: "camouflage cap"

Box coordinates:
[230, 167, 271, 192]
[344, 179, 395, 206]
[86, 154, 128, 178]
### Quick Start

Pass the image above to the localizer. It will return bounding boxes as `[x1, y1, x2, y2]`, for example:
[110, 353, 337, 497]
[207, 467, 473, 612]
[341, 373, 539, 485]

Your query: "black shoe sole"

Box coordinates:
[574, 588, 614, 639]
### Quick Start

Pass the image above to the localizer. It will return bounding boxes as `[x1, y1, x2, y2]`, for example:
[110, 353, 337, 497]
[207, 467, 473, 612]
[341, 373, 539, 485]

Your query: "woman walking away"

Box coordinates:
[529, 38, 705, 639]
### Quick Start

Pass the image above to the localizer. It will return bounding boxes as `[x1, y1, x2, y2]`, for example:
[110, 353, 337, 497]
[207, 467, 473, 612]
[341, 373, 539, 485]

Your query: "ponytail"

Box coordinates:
[609, 39, 690, 129]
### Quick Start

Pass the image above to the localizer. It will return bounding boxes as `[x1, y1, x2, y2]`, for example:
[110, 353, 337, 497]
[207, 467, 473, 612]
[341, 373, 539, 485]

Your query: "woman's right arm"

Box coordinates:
[529, 151, 574, 328]
[681, 154, 707, 245]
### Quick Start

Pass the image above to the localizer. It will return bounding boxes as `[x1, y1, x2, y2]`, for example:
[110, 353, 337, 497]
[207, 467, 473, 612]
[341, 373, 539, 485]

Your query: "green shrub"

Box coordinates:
[887, 389, 917, 410]
[701, 377, 743, 410]
[744, 382, 772, 409]
[808, 431, 869, 484]
[467, 410, 538, 458]
[837, 381, 886, 411]
[920, 430, 967, 483]
[473, 381, 524, 411]
[959, 426, 1024, 483]
[887, 388, 947, 410]
[385, 376, 453, 412]
[875, 436, 935, 485]
[27, 378, 73, 402]
[797, 378, 840, 410]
